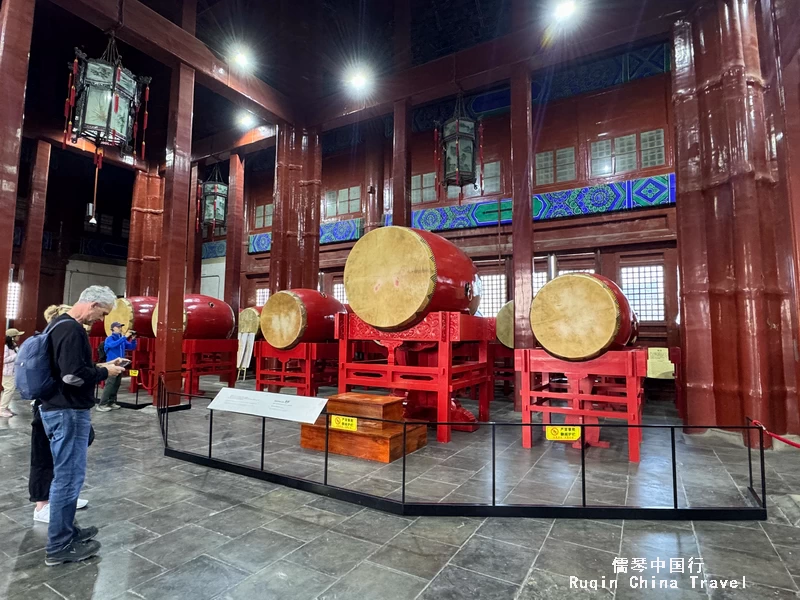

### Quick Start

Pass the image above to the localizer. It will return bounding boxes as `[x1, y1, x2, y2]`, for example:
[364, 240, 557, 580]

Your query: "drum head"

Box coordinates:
[530, 274, 620, 360]
[261, 291, 307, 350]
[105, 298, 134, 335]
[239, 307, 261, 335]
[495, 300, 515, 349]
[150, 303, 188, 337]
[344, 227, 436, 330]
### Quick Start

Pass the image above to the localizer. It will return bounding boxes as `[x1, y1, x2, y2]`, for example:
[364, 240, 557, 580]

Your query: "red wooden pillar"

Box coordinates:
[364, 125, 385, 232]
[185, 164, 202, 294]
[126, 171, 145, 297]
[300, 127, 321, 288]
[156, 62, 195, 396]
[672, 19, 716, 427]
[0, 0, 35, 328]
[16, 141, 50, 339]
[270, 124, 291, 294]
[510, 63, 534, 411]
[225, 153, 245, 315]
[139, 168, 165, 297]
[663, 248, 680, 350]
[392, 98, 412, 227]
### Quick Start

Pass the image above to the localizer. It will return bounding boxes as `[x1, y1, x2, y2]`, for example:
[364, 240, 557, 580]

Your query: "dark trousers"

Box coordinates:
[100, 374, 122, 406]
[29, 407, 53, 502]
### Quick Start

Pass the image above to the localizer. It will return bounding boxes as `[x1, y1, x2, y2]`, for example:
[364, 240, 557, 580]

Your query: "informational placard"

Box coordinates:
[129, 369, 139, 377]
[207, 387, 327, 424]
[331, 415, 358, 431]
[545, 425, 581, 441]
[647, 347, 675, 379]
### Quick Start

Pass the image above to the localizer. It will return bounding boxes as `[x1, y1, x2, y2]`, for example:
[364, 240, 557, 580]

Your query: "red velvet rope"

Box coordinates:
[752, 420, 800, 449]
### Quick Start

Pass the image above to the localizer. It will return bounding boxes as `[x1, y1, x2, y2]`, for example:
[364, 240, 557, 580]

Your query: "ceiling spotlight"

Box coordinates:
[231, 47, 252, 69]
[237, 111, 256, 129]
[346, 68, 372, 95]
[553, 0, 577, 21]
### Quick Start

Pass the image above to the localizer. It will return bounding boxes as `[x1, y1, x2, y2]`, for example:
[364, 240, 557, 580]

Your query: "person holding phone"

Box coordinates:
[97, 322, 137, 412]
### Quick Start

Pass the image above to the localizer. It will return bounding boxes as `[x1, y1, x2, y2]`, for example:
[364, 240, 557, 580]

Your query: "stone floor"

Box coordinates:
[0, 376, 798, 599]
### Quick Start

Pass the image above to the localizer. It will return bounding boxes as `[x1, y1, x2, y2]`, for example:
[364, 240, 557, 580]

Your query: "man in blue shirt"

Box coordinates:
[97, 322, 137, 411]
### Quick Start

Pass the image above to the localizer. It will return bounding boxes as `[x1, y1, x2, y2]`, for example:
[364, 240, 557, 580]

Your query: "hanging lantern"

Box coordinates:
[201, 165, 228, 232]
[440, 96, 478, 189]
[63, 33, 150, 223]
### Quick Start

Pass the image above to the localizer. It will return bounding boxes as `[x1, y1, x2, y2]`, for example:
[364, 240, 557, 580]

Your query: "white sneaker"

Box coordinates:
[33, 504, 50, 523]
[96, 405, 112, 412]
[34, 498, 88, 523]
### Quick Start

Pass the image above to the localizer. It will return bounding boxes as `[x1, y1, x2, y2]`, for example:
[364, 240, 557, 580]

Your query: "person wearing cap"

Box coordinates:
[1, 328, 23, 417]
[97, 322, 136, 412]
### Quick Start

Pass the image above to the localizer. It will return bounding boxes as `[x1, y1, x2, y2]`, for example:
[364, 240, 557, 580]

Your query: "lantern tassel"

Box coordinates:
[455, 118, 461, 205]
[140, 84, 150, 160]
[433, 128, 441, 204]
[196, 183, 202, 233]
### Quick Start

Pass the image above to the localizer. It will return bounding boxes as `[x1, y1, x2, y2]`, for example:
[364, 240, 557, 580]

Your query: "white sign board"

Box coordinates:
[207, 387, 327, 424]
[237, 332, 255, 369]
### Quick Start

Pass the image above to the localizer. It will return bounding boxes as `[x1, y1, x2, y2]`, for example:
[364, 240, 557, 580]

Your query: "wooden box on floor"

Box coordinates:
[300, 392, 427, 463]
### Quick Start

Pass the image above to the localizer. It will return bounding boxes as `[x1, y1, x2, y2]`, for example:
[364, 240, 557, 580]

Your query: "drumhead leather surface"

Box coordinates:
[239, 307, 261, 335]
[344, 227, 436, 330]
[105, 298, 134, 335]
[530, 274, 621, 360]
[150, 303, 188, 338]
[496, 300, 515, 349]
[261, 291, 307, 349]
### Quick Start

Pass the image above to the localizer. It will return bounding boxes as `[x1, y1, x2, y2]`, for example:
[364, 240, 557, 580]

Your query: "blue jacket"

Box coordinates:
[104, 333, 137, 361]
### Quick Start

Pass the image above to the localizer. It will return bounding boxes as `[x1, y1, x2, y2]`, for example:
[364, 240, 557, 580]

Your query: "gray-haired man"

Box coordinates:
[40, 286, 125, 566]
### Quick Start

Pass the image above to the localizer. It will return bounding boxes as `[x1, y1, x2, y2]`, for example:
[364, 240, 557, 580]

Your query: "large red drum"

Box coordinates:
[260, 289, 346, 350]
[151, 294, 236, 339]
[88, 319, 106, 337]
[344, 226, 479, 330]
[239, 306, 262, 337]
[531, 273, 639, 360]
[104, 296, 157, 337]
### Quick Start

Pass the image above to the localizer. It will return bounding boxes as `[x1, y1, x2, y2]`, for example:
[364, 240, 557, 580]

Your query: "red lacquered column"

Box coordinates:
[225, 153, 245, 317]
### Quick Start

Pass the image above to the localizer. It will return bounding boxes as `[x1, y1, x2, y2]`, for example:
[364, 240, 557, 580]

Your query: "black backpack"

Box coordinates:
[97, 341, 106, 363]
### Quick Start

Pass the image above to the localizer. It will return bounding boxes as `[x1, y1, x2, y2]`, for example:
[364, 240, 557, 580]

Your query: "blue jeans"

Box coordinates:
[40, 409, 91, 553]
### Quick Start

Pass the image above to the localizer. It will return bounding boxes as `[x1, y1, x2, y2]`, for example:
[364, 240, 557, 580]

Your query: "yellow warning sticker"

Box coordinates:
[129, 369, 139, 377]
[545, 426, 581, 441]
[331, 415, 358, 431]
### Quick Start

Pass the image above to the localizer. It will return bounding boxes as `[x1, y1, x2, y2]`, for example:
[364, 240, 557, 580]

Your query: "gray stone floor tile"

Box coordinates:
[332, 509, 413, 544]
[694, 521, 776, 555]
[0, 549, 95, 596]
[285, 531, 380, 578]
[518, 568, 613, 598]
[475, 517, 551, 550]
[701, 544, 796, 590]
[406, 516, 484, 546]
[305, 496, 364, 517]
[418, 565, 519, 600]
[96, 520, 160, 554]
[763, 522, 800, 546]
[369, 532, 458, 579]
[245, 487, 318, 514]
[549, 519, 622, 553]
[776, 544, 800, 577]
[197, 504, 279, 538]
[5, 583, 66, 600]
[2, 523, 50, 557]
[707, 582, 800, 599]
[132, 554, 248, 600]
[534, 538, 617, 581]
[48, 549, 164, 600]
[217, 559, 335, 600]
[132, 523, 231, 570]
[318, 561, 427, 600]
[129, 500, 216, 535]
[451, 535, 537, 584]
[208, 526, 304, 573]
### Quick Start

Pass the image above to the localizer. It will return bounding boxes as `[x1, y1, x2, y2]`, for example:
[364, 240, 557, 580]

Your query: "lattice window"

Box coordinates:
[6, 282, 20, 320]
[621, 265, 665, 321]
[640, 129, 665, 168]
[412, 173, 438, 204]
[614, 134, 638, 174]
[254, 204, 274, 229]
[483, 161, 501, 194]
[99, 214, 114, 236]
[555, 147, 576, 183]
[532, 272, 548, 295]
[122, 218, 130, 239]
[535, 151, 554, 185]
[590, 140, 613, 177]
[324, 187, 361, 218]
[477, 274, 506, 317]
[333, 283, 348, 304]
[255, 288, 270, 307]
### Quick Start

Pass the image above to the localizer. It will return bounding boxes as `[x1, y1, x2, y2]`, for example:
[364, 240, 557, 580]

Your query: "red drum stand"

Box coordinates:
[254, 341, 338, 396]
[515, 348, 647, 462]
[489, 342, 515, 397]
[336, 311, 492, 443]
[128, 337, 155, 393]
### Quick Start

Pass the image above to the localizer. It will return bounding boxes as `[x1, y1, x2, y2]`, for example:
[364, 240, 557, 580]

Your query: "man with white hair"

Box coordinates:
[40, 286, 126, 566]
